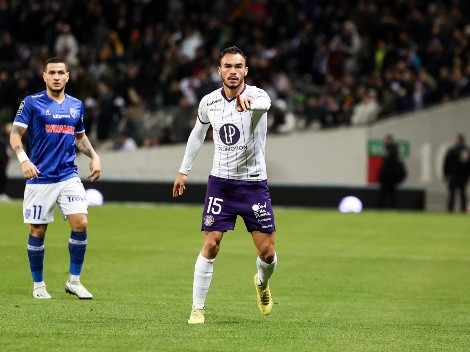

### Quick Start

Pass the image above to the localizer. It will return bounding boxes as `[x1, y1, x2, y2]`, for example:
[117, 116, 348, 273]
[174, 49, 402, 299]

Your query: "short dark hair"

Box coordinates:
[456, 133, 465, 144]
[44, 57, 69, 71]
[218, 46, 247, 67]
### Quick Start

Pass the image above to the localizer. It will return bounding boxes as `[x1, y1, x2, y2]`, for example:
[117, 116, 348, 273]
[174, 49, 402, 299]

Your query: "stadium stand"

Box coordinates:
[0, 0, 469, 149]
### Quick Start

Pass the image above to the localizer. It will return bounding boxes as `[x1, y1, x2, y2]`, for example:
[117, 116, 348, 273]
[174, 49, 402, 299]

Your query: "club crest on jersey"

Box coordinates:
[70, 107, 78, 118]
[24, 208, 31, 219]
[204, 215, 215, 226]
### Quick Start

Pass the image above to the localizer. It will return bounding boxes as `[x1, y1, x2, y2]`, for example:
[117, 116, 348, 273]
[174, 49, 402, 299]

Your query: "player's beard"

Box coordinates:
[223, 77, 242, 91]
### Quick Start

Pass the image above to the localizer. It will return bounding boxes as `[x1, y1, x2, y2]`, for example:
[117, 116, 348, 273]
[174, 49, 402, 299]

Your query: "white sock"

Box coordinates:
[192, 253, 215, 309]
[33, 281, 46, 289]
[69, 274, 80, 282]
[256, 252, 277, 286]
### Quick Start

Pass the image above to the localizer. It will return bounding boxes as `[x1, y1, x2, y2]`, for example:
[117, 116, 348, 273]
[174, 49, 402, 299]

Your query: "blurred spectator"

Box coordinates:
[337, 21, 362, 75]
[350, 88, 380, 126]
[443, 134, 470, 213]
[377, 133, 406, 209]
[100, 31, 125, 65]
[0, 123, 12, 201]
[413, 67, 437, 110]
[0, 0, 467, 148]
[269, 99, 296, 134]
[115, 131, 138, 151]
[159, 127, 177, 145]
[54, 23, 79, 75]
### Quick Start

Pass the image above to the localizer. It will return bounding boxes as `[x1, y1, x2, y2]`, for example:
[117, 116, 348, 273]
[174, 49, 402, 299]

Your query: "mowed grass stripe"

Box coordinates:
[0, 202, 468, 351]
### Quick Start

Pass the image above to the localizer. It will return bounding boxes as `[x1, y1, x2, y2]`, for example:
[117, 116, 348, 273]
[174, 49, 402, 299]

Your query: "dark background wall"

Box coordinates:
[6, 178, 425, 210]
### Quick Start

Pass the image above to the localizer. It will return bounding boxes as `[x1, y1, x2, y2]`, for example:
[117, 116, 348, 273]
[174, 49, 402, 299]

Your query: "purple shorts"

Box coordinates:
[201, 175, 276, 233]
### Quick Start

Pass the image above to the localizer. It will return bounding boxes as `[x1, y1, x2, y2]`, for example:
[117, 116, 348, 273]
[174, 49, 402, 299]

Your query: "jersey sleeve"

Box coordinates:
[197, 95, 210, 124]
[249, 87, 271, 112]
[179, 95, 212, 174]
[13, 97, 34, 128]
[75, 101, 86, 134]
[179, 118, 211, 175]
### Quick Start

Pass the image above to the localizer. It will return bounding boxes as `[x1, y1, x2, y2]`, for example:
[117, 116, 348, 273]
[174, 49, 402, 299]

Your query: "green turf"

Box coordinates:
[0, 201, 469, 351]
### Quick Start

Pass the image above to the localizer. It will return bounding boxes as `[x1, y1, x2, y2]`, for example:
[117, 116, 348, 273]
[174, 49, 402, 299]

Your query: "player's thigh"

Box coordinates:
[201, 179, 237, 232]
[23, 183, 61, 224]
[240, 183, 276, 233]
[57, 177, 88, 219]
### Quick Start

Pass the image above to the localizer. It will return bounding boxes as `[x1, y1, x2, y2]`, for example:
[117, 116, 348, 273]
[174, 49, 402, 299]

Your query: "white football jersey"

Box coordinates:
[179, 84, 271, 181]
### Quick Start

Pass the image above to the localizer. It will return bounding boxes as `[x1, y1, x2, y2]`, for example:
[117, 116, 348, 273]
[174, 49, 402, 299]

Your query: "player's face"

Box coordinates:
[43, 63, 69, 94]
[218, 53, 248, 91]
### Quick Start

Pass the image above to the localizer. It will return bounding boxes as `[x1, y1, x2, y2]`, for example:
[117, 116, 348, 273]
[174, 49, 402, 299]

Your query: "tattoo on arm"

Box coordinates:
[76, 135, 95, 158]
[11, 125, 26, 153]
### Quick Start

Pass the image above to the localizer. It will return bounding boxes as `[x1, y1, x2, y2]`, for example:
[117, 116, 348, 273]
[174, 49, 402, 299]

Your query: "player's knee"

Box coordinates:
[260, 250, 275, 264]
[203, 240, 220, 256]
[70, 217, 88, 231]
[259, 242, 276, 263]
[30, 224, 47, 237]
[203, 239, 221, 258]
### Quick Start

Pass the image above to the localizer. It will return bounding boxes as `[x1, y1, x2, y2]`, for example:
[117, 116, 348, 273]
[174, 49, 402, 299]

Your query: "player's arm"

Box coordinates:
[172, 119, 210, 197]
[10, 124, 40, 179]
[76, 132, 101, 181]
[236, 91, 271, 112]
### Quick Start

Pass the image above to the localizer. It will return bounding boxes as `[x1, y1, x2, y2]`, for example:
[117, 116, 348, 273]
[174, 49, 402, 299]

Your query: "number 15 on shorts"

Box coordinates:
[207, 197, 223, 214]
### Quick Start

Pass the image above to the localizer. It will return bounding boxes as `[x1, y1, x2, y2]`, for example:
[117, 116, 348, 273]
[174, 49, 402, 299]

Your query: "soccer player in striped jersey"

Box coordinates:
[10, 57, 101, 299]
[173, 46, 278, 324]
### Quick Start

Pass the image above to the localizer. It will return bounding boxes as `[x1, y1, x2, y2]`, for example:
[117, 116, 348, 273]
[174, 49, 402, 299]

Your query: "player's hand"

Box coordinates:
[21, 160, 40, 179]
[88, 156, 101, 181]
[236, 93, 253, 112]
[173, 173, 187, 197]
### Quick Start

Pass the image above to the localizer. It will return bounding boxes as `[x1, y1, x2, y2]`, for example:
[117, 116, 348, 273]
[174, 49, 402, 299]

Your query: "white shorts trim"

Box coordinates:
[23, 177, 88, 224]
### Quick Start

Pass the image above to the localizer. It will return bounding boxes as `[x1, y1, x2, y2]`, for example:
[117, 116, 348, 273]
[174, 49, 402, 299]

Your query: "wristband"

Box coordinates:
[17, 151, 29, 163]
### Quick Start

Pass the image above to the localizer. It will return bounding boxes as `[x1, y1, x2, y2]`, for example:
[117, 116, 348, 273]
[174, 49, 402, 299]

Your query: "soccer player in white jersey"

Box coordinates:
[10, 57, 101, 299]
[173, 46, 278, 324]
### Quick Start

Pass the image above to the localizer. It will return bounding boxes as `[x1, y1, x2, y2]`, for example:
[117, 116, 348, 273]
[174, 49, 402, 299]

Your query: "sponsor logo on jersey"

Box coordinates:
[217, 145, 248, 151]
[207, 98, 222, 106]
[45, 124, 75, 135]
[220, 123, 240, 145]
[53, 114, 71, 119]
[204, 215, 215, 226]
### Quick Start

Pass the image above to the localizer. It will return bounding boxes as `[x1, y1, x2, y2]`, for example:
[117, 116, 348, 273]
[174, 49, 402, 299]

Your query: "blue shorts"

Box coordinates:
[201, 175, 276, 233]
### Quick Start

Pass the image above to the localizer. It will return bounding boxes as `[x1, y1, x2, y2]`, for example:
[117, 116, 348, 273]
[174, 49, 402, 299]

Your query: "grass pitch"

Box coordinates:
[0, 201, 469, 351]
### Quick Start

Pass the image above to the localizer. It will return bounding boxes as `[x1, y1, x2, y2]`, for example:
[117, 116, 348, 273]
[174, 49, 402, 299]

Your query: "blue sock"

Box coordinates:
[68, 230, 87, 276]
[27, 235, 45, 283]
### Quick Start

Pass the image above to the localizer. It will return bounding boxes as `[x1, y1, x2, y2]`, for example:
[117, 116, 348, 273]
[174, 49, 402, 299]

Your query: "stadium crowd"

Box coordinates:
[0, 0, 469, 149]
